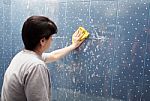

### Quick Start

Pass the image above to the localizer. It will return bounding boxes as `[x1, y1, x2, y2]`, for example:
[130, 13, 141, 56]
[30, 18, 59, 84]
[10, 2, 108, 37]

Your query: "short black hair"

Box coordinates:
[22, 16, 57, 50]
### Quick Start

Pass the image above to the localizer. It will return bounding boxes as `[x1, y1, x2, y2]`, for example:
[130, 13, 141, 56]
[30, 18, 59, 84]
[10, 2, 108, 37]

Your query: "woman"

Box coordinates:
[1, 16, 85, 101]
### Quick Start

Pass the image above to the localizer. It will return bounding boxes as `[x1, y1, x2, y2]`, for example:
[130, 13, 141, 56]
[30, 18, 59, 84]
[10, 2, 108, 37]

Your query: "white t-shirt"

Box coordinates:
[1, 49, 51, 101]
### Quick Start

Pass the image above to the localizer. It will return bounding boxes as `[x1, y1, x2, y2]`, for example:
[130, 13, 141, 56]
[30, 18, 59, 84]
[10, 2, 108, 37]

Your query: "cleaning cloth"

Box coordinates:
[72, 27, 89, 43]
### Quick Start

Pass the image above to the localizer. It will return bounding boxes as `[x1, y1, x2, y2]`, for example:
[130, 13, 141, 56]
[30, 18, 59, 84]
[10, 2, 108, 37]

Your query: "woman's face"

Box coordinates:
[44, 36, 53, 51]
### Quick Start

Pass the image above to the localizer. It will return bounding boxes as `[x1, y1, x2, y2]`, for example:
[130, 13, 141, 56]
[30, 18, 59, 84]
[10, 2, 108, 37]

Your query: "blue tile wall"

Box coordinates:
[0, 0, 150, 101]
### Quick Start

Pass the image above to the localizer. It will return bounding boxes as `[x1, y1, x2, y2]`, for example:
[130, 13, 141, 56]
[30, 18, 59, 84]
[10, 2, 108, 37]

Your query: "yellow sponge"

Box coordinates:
[72, 27, 89, 43]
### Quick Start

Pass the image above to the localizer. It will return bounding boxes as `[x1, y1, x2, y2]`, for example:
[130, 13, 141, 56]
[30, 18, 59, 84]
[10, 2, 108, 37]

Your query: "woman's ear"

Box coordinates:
[40, 38, 46, 46]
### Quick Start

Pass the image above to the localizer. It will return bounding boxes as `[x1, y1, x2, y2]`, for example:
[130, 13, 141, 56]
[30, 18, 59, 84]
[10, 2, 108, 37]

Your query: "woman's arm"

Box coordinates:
[44, 29, 85, 63]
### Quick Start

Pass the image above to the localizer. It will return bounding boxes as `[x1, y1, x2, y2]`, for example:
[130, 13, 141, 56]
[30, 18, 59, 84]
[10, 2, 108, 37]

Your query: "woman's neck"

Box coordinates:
[34, 47, 43, 56]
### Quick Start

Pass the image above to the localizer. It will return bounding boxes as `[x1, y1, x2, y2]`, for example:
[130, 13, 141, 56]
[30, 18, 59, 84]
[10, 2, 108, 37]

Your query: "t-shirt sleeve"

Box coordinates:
[24, 64, 51, 101]
[42, 53, 50, 63]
